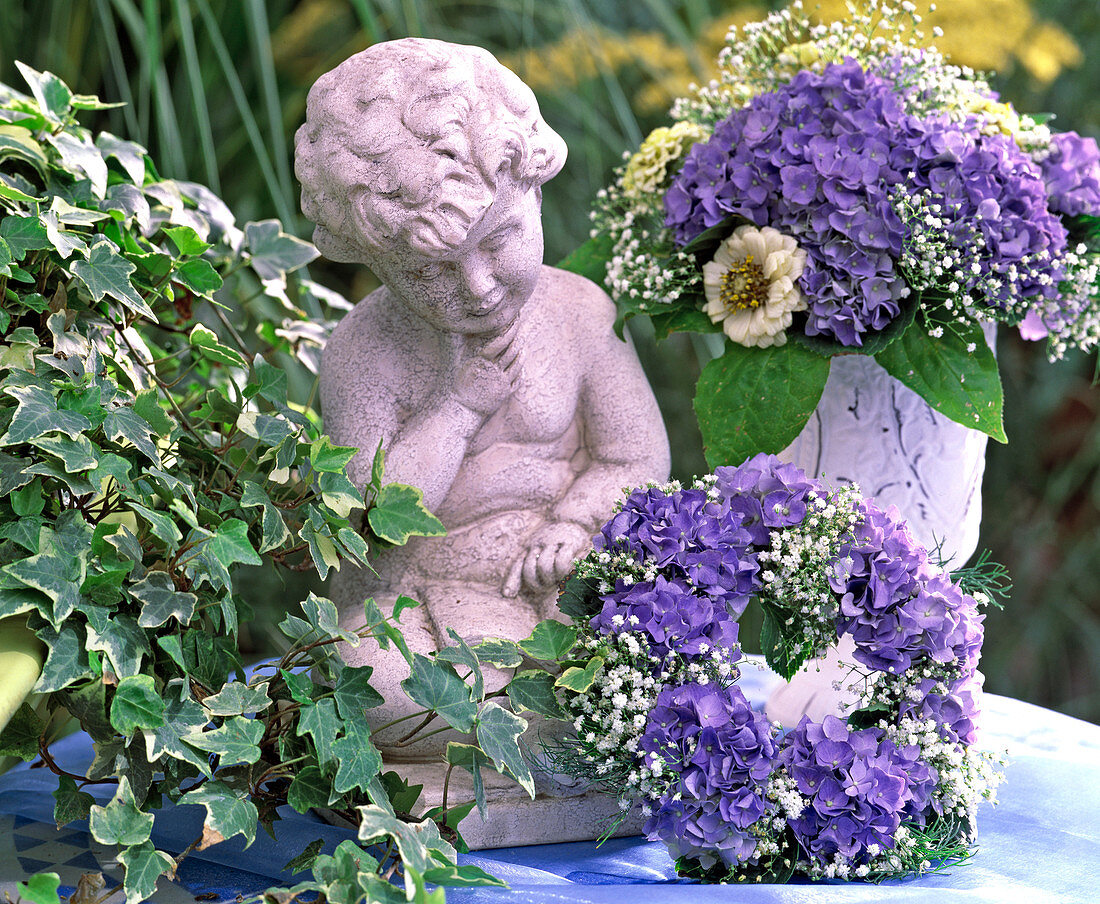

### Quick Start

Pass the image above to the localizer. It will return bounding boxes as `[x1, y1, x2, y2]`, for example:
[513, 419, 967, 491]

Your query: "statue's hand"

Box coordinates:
[453, 322, 521, 417]
[503, 520, 591, 599]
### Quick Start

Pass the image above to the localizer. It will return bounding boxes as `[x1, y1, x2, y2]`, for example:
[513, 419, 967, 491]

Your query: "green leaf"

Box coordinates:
[555, 572, 603, 620]
[240, 481, 291, 553]
[180, 781, 258, 847]
[201, 680, 272, 716]
[367, 483, 446, 545]
[46, 130, 108, 197]
[61, 681, 113, 742]
[401, 654, 477, 732]
[245, 219, 319, 279]
[53, 774, 95, 827]
[163, 224, 212, 256]
[334, 665, 385, 719]
[15, 62, 72, 120]
[695, 341, 831, 467]
[297, 698, 340, 767]
[15, 873, 61, 904]
[111, 675, 167, 734]
[87, 614, 149, 678]
[183, 716, 265, 766]
[34, 622, 93, 692]
[71, 237, 154, 319]
[0, 215, 51, 260]
[189, 323, 247, 369]
[103, 408, 161, 464]
[0, 702, 45, 760]
[555, 231, 613, 285]
[302, 591, 358, 644]
[759, 606, 809, 682]
[287, 765, 332, 813]
[332, 716, 384, 796]
[5, 540, 84, 625]
[141, 683, 211, 775]
[204, 518, 262, 567]
[519, 620, 577, 661]
[875, 320, 1006, 442]
[435, 629, 484, 702]
[89, 776, 153, 846]
[96, 132, 146, 185]
[3, 382, 92, 446]
[175, 259, 224, 296]
[356, 805, 453, 876]
[471, 638, 524, 669]
[30, 433, 98, 473]
[445, 742, 490, 819]
[310, 436, 359, 473]
[507, 670, 564, 718]
[117, 842, 175, 904]
[649, 305, 723, 342]
[791, 298, 918, 358]
[555, 656, 605, 693]
[280, 669, 316, 705]
[132, 388, 173, 435]
[11, 479, 45, 516]
[130, 571, 197, 628]
[283, 838, 326, 875]
[126, 502, 181, 546]
[476, 701, 534, 797]
[422, 863, 508, 889]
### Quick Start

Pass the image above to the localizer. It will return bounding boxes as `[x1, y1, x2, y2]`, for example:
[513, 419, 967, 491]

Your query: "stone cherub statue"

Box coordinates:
[294, 39, 670, 760]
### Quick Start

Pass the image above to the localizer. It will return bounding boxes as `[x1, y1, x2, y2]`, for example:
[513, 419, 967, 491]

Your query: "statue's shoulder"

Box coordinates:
[541, 264, 615, 324]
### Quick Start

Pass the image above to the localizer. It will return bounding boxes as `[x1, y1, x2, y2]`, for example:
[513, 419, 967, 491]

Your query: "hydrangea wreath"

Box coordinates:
[562, 0, 1100, 466]
[550, 454, 1004, 883]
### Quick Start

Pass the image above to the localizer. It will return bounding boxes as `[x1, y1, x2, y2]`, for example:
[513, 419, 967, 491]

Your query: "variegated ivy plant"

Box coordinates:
[0, 64, 569, 904]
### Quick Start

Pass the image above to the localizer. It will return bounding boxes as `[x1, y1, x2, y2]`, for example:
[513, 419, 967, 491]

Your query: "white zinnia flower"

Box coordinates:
[702, 225, 807, 347]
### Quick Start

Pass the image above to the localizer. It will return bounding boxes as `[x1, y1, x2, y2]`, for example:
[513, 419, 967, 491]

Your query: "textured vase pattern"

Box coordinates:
[780, 337, 992, 570]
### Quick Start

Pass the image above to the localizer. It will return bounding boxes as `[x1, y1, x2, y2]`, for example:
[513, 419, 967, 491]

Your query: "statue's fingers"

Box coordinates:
[480, 321, 519, 358]
[502, 555, 524, 598]
[553, 543, 578, 580]
[522, 546, 542, 590]
[536, 544, 561, 585]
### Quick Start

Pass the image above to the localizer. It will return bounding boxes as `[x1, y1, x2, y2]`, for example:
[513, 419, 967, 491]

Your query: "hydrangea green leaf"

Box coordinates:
[180, 780, 259, 847]
[111, 675, 166, 734]
[245, 219, 319, 280]
[89, 776, 153, 846]
[117, 842, 175, 904]
[402, 654, 477, 732]
[331, 715, 384, 796]
[183, 715, 265, 766]
[874, 319, 1006, 442]
[367, 483, 446, 546]
[555, 232, 613, 285]
[72, 238, 153, 318]
[695, 341, 831, 467]
[475, 701, 534, 797]
[519, 620, 577, 661]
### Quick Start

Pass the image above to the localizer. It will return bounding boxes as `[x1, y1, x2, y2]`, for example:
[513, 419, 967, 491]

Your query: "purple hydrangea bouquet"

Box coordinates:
[563, 1, 1100, 464]
[548, 453, 1003, 882]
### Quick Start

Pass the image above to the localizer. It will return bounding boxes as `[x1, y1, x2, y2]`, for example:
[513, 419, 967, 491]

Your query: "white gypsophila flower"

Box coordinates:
[702, 225, 807, 347]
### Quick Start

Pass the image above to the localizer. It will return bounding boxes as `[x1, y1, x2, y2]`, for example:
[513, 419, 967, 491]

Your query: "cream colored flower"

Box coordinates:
[702, 225, 807, 348]
[621, 122, 709, 199]
[965, 95, 1022, 137]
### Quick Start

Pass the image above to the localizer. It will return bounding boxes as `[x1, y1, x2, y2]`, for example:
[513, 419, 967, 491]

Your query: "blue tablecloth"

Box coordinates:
[2, 665, 1098, 903]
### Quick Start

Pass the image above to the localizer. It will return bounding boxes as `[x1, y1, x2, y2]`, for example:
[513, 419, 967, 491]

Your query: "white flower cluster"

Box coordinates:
[561, 629, 739, 800]
[1041, 246, 1100, 359]
[757, 485, 862, 658]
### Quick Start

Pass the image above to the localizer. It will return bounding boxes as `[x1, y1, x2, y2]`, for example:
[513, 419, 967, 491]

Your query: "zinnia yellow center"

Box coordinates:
[719, 255, 769, 312]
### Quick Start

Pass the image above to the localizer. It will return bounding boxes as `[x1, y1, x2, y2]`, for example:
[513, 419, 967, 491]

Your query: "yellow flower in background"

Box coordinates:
[622, 122, 709, 198]
[965, 96, 1023, 137]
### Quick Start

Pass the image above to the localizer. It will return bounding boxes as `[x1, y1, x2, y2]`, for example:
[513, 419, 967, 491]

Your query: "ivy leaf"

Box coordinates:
[356, 805, 452, 876]
[89, 776, 153, 846]
[297, 698, 339, 767]
[204, 518, 262, 568]
[401, 654, 477, 732]
[15, 873, 61, 904]
[130, 570, 197, 628]
[301, 591, 358, 644]
[334, 665, 385, 720]
[15, 62, 72, 119]
[87, 614, 149, 678]
[71, 237, 154, 319]
[507, 670, 564, 718]
[190, 323, 246, 369]
[367, 483, 446, 546]
[310, 436, 359, 473]
[245, 219, 319, 280]
[97, 132, 147, 185]
[280, 669, 315, 705]
[30, 433, 98, 472]
[476, 701, 534, 797]
[875, 319, 1006, 442]
[34, 621, 93, 692]
[519, 620, 577, 661]
[117, 842, 175, 904]
[5, 536, 85, 625]
[46, 130, 109, 197]
[53, 774, 95, 827]
[201, 680, 271, 717]
[132, 388, 173, 435]
[183, 716, 265, 766]
[110, 675, 167, 734]
[695, 340, 832, 467]
[471, 638, 524, 669]
[435, 629, 484, 702]
[141, 682, 211, 776]
[288, 765, 331, 813]
[422, 862, 508, 889]
[0, 702, 46, 760]
[103, 407, 161, 464]
[180, 780, 258, 847]
[126, 502, 181, 546]
[283, 838, 326, 875]
[555, 656, 605, 693]
[331, 716, 384, 796]
[0, 214, 51, 260]
[445, 742, 490, 819]
[3, 382, 92, 445]
[240, 481, 291, 553]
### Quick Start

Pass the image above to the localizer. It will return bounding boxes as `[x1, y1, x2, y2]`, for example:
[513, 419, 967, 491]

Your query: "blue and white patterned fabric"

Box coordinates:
[2, 662, 1098, 903]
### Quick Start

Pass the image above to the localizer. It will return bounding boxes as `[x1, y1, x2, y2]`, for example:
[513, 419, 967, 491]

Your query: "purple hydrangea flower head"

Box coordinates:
[665, 58, 1068, 345]
[1040, 130, 1100, 217]
[714, 453, 822, 544]
[640, 682, 777, 869]
[900, 669, 984, 746]
[779, 715, 937, 864]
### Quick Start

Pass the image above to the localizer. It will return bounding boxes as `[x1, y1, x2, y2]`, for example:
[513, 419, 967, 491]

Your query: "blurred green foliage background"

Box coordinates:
[1, 0, 1097, 721]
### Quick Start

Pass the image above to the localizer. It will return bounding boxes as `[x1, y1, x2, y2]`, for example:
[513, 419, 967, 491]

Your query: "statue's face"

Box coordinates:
[376, 182, 543, 335]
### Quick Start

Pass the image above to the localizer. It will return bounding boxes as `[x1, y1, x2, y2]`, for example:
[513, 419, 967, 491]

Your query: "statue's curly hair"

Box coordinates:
[294, 38, 567, 263]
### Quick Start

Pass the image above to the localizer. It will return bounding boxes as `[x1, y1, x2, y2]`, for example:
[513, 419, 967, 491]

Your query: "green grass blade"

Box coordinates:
[244, 0, 293, 211]
[172, 0, 220, 192]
